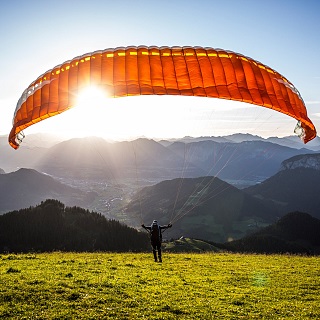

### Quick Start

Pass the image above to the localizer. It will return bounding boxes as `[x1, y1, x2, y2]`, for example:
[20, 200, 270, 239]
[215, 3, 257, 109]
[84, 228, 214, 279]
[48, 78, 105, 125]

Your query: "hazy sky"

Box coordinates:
[1, 0, 319, 144]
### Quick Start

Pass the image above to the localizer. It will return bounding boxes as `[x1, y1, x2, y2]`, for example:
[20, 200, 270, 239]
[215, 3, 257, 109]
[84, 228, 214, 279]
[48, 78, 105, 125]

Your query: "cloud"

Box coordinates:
[306, 101, 320, 105]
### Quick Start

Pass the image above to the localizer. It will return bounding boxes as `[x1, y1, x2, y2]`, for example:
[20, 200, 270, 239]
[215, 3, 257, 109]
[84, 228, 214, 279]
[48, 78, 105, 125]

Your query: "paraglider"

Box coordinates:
[9, 45, 316, 149]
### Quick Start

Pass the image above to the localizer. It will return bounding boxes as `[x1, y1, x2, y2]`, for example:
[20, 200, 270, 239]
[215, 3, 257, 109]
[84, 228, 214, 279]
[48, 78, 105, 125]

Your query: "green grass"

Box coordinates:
[0, 252, 319, 319]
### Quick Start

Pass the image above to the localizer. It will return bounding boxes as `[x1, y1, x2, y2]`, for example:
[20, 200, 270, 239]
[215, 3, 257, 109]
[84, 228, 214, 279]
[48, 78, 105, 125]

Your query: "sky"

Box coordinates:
[0, 0, 319, 146]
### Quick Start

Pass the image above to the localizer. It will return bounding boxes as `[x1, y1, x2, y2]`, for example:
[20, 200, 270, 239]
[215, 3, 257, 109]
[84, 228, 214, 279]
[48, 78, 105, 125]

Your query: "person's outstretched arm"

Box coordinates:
[160, 223, 172, 230]
[141, 224, 151, 231]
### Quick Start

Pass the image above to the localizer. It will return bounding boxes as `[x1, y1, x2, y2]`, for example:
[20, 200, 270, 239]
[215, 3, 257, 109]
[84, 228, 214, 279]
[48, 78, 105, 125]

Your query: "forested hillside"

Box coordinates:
[222, 211, 320, 254]
[0, 199, 149, 253]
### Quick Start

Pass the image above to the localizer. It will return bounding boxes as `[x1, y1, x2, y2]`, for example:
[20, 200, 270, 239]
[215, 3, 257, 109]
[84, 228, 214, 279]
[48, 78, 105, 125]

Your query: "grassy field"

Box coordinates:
[0, 252, 319, 319]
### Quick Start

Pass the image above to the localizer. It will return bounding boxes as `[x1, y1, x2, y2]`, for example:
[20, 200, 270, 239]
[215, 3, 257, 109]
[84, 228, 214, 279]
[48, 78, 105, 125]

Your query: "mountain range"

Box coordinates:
[1, 133, 320, 243]
[35, 137, 193, 181]
[166, 139, 312, 185]
[30, 137, 320, 186]
[124, 156, 320, 242]
[159, 133, 320, 151]
[1, 133, 317, 188]
[0, 161, 317, 243]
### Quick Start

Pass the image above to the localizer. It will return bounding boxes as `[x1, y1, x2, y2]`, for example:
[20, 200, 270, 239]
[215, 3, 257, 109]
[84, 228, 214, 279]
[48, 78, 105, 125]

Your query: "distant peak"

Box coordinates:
[281, 153, 320, 171]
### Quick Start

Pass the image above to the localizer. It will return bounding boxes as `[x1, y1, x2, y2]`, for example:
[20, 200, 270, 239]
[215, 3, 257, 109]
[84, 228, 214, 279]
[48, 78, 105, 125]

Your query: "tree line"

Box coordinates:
[216, 211, 320, 255]
[0, 199, 149, 253]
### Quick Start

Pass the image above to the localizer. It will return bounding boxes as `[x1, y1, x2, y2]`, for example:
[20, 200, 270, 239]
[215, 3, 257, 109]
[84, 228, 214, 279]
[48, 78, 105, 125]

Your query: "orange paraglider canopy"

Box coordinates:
[9, 46, 316, 149]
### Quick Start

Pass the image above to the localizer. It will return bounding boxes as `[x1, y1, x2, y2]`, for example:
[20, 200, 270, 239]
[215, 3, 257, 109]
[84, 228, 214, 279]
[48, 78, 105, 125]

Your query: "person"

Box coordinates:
[141, 220, 172, 262]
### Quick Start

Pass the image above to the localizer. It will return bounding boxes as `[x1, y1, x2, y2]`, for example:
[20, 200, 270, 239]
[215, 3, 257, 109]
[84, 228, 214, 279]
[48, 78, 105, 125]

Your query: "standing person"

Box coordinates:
[142, 220, 172, 262]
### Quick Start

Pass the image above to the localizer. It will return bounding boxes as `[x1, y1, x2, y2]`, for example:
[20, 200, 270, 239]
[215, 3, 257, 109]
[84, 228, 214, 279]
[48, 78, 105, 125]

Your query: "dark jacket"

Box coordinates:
[142, 222, 172, 242]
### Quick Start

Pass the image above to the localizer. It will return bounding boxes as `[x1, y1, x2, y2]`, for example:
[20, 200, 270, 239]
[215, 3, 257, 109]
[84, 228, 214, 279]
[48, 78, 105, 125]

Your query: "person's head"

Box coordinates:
[152, 220, 158, 225]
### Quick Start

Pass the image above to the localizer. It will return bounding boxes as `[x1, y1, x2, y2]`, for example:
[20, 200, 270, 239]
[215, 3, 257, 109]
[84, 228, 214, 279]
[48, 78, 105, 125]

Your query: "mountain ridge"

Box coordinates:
[0, 168, 95, 213]
[30, 136, 314, 187]
[244, 167, 320, 219]
[1, 134, 316, 186]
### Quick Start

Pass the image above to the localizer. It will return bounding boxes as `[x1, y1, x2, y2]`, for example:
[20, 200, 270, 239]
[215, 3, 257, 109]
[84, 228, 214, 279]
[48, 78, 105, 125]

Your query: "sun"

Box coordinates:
[58, 91, 201, 140]
[50, 86, 110, 137]
[76, 86, 108, 110]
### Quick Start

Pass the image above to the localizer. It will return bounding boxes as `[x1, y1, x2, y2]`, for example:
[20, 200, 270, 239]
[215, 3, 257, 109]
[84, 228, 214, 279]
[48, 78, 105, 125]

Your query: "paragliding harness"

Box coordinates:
[150, 223, 162, 243]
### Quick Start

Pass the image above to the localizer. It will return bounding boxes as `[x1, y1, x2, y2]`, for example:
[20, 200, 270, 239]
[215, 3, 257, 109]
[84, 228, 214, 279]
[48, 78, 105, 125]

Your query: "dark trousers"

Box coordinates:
[151, 240, 162, 261]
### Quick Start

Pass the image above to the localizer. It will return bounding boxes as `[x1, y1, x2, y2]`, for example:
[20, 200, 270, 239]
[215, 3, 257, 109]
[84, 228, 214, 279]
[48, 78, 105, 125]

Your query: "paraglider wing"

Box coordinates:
[9, 46, 316, 149]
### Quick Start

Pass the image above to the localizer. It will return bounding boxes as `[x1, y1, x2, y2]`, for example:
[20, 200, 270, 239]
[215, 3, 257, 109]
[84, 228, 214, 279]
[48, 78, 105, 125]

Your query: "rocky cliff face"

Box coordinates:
[281, 153, 320, 171]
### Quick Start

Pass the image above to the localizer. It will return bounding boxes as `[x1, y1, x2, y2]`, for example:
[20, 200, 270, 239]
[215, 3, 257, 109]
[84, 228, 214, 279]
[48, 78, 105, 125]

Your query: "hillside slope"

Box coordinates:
[224, 211, 320, 254]
[0, 199, 148, 252]
[0, 168, 95, 213]
[280, 153, 320, 170]
[125, 176, 277, 242]
[244, 168, 320, 218]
